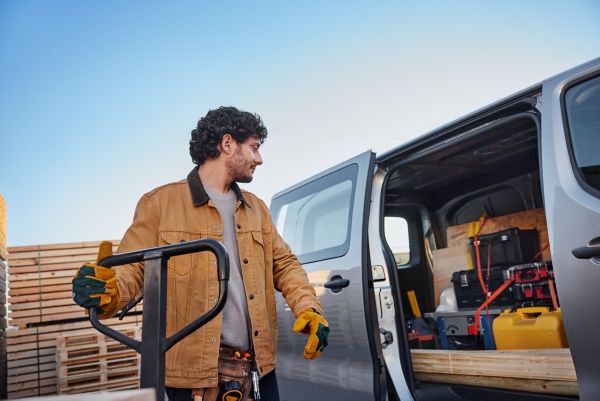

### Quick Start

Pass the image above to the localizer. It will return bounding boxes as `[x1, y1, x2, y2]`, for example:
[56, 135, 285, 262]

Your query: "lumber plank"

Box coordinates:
[8, 354, 55, 369]
[9, 290, 80, 304]
[9, 297, 78, 311]
[10, 304, 82, 319]
[8, 241, 119, 254]
[8, 244, 118, 261]
[9, 283, 72, 296]
[9, 269, 77, 283]
[8, 377, 55, 392]
[414, 372, 578, 396]
[9, 275, 77, 289]
[8, 385, 56, 399]
[8, 253, 102, 268]
[8, 340, 57, 355]
[8, 261, 99, 274]
[8, 361, 56, 376]
[8, 347, 55, 362]
[410, 349, 576, 381]
[9, 311, 88, 327]
[6, 314, 141, 338]
[7, 369, 55, 384]
[446, 208, 551, 261]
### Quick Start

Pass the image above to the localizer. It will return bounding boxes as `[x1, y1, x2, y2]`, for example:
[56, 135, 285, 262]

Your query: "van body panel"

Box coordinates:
[270, 151, 378, 400]
[540, 57, 600, 401]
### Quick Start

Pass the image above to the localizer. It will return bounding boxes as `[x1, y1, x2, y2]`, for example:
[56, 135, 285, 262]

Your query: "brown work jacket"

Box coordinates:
[112, 167, 322, 389]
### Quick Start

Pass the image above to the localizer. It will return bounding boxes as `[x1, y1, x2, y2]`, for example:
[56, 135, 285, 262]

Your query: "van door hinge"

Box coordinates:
[379, 328, 394, 349]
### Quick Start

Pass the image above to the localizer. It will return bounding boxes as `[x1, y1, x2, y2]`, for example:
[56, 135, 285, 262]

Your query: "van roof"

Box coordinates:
[377, 56, 600, 165]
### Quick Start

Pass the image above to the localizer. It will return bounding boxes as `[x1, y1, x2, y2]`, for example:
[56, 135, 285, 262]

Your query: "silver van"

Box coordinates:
[269, 57, 600, 401]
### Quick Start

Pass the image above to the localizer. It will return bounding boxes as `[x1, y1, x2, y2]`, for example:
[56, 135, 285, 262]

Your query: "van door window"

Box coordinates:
[273, 164, 357, 264]
[384, 216, 410, 265]
[564, 74, 600, 194]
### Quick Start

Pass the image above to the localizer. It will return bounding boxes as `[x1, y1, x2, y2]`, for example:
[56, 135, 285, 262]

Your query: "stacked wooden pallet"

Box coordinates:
[6, 240, 145, 399]
[1, 259, 7, 400]
[56, 327, 141, 394]
[1, 193, 8, 399]
[411, 348, 578, 396]
[7, 314, 142, 399]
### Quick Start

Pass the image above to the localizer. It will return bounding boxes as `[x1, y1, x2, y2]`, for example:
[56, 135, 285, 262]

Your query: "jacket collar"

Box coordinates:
[187, 167, 250, 208]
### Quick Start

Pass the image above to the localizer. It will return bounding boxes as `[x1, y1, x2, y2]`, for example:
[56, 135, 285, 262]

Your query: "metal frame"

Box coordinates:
[87, 239, 230, 401]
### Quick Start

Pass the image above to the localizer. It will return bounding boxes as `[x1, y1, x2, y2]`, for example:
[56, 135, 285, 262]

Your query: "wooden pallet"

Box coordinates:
[6, 315, 142, 399]
[411, 348, 578, 396]
[1, 257, 7, 400]
[56, 328, 141, 394]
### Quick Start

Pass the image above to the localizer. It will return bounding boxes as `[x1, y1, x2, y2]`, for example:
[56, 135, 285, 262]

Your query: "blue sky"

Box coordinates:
[1, 1, 599, 246]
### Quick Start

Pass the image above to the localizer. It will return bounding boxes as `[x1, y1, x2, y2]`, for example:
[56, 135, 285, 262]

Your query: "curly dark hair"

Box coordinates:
[189, 106, 268, 165]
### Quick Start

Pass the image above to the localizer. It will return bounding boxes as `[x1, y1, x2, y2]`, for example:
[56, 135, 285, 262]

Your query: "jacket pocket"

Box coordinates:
[160, 230, 195, 276]
[251, 230, 264, 246]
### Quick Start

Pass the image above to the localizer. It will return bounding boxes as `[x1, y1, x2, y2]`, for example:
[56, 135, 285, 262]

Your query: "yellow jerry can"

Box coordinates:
[493, 307, 568, 350]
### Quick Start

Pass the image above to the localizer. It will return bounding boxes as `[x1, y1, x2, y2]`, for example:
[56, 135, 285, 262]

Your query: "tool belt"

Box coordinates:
[192, 345, 254, 401]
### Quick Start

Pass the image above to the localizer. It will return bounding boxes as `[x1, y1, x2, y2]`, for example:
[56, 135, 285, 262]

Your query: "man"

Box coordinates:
[72, 106, 329, 401]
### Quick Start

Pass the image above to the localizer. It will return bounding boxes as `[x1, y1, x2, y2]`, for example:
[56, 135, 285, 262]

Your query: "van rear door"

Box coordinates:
[270, 150, 380, 401]
[540, 57, 600, 401]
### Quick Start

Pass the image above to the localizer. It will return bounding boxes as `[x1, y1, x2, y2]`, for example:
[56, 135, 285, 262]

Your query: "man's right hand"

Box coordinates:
[72, 241, 120, 315]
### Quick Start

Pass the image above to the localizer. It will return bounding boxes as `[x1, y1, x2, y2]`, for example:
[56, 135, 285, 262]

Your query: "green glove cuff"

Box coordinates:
[72, 261, 119, 314]
[293, 308, 330, 360]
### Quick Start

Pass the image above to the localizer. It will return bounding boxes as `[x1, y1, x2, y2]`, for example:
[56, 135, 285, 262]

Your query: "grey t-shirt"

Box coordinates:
[204, 188, 250, 350]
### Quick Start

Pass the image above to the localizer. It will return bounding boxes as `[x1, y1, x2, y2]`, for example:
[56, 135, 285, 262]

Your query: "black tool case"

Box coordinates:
[451, 267, 517, 309]
[468, 227, 539, 267]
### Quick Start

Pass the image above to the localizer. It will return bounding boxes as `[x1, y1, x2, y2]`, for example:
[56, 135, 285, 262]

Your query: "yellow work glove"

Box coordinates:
[293, 308, 330, 360]
[72, 241, 120, 316]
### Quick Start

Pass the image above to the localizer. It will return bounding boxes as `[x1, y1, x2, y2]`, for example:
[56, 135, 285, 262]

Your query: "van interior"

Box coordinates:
[380, 110, 578, 401]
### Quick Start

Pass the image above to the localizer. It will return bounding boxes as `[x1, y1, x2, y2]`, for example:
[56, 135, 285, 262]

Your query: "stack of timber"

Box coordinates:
[7, 314, 142, 399]
[56, 327, 141, 394]
[411, 348, 578, 396]
[1, 259, 7, 400]
[6, 241, 130, 328]
[1, 193, 8, 399]
[6, 240, 145, 399]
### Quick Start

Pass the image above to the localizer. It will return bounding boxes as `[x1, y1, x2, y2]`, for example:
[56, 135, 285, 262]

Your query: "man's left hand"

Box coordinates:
[293, 308, 329, 360]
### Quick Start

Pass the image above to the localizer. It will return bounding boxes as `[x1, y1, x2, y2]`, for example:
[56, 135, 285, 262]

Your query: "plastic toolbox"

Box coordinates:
[468, 227, 539, 267]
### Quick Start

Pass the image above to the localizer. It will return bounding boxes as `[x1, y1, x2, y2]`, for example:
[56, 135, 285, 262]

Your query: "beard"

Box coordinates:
[227, 153, 254, 183]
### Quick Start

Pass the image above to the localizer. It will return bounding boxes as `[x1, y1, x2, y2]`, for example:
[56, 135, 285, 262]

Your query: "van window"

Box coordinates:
[384, 216, 410, 265]
[273, 164, 357, 264]
[564, 74, 600, 194]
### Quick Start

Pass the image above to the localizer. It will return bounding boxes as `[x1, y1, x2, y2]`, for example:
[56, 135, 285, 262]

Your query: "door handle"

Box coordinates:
[324, 275, 350, 293]
[572, 245, 600, 259]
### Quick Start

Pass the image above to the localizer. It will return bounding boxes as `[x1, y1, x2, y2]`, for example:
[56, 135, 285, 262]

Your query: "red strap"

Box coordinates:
[474, 215, 489, 295]
[529, 243, 550, 262]
[548, 278, 559, 310]
[473, 276, 515, 335]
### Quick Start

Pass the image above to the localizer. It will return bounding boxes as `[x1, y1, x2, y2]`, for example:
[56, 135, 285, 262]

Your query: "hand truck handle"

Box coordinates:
[87, 238, 229, 354]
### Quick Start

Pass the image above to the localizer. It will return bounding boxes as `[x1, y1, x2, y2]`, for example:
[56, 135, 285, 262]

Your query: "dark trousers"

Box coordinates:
[166, 370, 280, 401]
